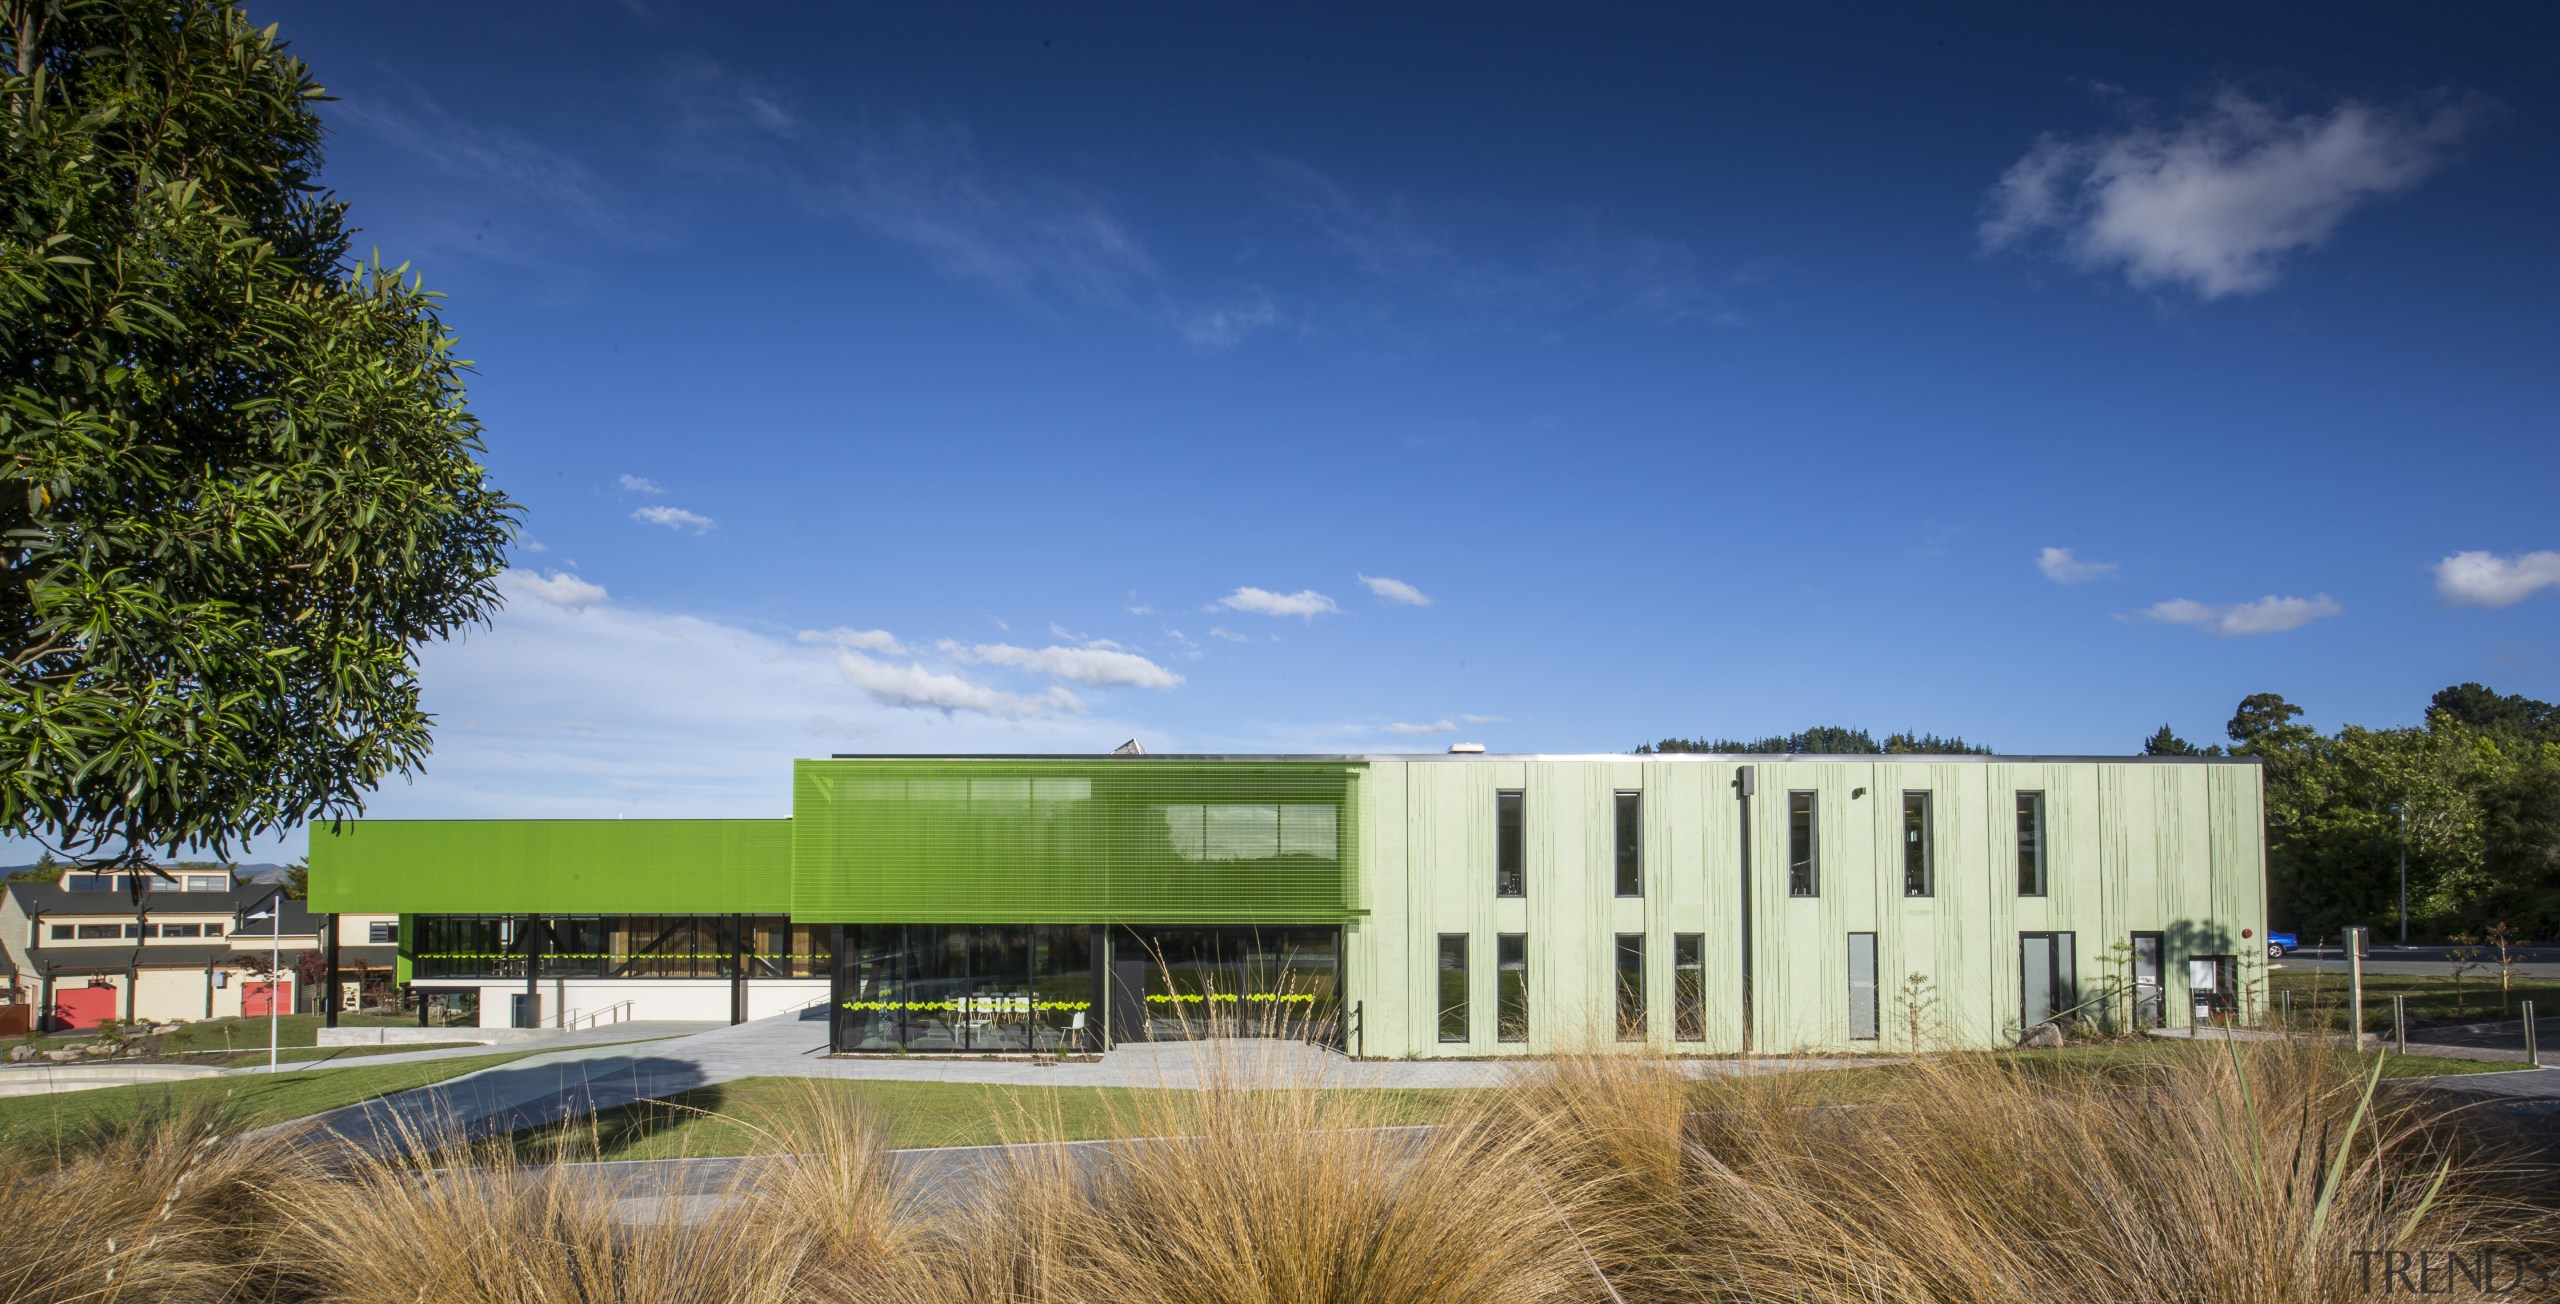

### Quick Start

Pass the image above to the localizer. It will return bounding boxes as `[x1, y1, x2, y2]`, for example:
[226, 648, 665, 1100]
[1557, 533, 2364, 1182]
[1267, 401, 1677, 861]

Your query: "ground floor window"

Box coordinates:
[2019, 932, 2077, 1032]
[1672, 933, 1705, 1041]
[1615, 934, 1646, 1041]
[1437, 934, 1469, 1042]
[1496, 933, 1529, 1043]
[836, 924, 1094, 1053]
[2130, 931, 2165, 1029]
[1107, 925, 1341, 1044]
[1847, 932, 1878, 1041]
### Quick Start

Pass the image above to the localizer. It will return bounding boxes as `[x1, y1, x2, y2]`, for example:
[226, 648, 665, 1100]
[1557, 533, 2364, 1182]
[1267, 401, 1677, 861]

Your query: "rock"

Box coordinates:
[43, 1049, 80, 1062]
[6, 1045, 33, 1062]
[151, 1024, 180, 1035]
[2017, 1021, 2067, 1050]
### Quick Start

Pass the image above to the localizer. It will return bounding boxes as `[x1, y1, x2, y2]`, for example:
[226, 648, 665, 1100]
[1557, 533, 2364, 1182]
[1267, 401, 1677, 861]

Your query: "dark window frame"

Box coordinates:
[1787, 791, 1820, 897]
[1613, 790, 1643, 897]
[1672, 932, 1706, 1041]
[1494, 789, 1526, 898]
[1496, 932, 1529, 1043]
[1437, 933, 1470, 1043]
[369, 921, 398, 944]
[1614, 933, 1646, 1042]
[2016, 791, 2048, 897]
[2019, 930, 2078, 1031]
[1901, 791, 1934, 898]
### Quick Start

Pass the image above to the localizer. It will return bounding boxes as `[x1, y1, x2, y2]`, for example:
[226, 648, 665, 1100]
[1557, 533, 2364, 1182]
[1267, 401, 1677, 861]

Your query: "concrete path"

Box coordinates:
[300, 1005, 1900, 1151]
[221, 1021, 719, 1076]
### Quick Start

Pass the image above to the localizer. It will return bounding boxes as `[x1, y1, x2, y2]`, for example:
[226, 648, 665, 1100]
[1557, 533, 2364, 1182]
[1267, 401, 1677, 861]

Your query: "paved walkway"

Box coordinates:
[299, 1006, 1899, 1151]
[221, 1021, 721, 1076]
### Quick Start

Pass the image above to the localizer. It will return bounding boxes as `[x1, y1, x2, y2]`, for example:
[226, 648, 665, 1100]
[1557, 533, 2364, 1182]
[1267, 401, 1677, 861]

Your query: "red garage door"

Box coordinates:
[54, 985, 118, 1030]
[243, 980, 291, 1018]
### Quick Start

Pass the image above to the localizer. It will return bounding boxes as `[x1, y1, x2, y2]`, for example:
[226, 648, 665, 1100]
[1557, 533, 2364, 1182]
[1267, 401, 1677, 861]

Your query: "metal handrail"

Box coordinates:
[562, 999, 634, 1031]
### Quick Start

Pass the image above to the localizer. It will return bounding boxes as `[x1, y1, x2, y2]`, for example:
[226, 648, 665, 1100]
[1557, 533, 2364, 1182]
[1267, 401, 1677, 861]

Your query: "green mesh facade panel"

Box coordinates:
[791, 758, 1363, 923]
[309, 819, 791, 915]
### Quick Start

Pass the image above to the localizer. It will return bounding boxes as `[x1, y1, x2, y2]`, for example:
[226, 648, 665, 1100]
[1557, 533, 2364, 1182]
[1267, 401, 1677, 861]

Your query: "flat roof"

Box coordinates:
[824, 752, 2258, 764]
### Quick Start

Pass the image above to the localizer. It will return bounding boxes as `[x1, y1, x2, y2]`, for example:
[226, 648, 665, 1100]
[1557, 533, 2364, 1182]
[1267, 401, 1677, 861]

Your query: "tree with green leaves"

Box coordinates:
[1638, 726, 1991, 755]
[3, 1, 514, 868]
[2141, 724, 2219, 756]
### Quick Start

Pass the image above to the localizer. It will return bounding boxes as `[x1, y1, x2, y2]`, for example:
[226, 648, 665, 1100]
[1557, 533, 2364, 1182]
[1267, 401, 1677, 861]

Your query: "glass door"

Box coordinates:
[2131, 932, 2164, 1029]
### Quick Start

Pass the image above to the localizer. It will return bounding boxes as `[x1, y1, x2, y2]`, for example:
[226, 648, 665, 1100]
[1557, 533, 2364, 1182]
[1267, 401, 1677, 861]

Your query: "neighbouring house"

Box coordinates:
[0, 874, 397, 1030]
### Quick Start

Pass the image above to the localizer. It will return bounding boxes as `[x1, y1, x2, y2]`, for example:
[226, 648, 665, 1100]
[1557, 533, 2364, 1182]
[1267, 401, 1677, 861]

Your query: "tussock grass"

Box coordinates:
[3, 1033, 2549, 1302]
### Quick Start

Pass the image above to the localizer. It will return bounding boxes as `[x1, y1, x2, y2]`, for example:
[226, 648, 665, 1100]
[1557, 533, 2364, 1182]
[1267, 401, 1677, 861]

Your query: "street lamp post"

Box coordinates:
[246, 894, 281, 1073]
[2389, 803, 2408, 946]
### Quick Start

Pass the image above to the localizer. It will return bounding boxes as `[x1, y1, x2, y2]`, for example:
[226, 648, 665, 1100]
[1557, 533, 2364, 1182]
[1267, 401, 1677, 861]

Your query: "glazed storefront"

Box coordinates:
[830, 923, 1343, 1053]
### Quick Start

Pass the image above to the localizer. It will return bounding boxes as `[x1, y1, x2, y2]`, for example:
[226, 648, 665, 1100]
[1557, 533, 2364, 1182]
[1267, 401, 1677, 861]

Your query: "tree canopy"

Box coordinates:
[1637, 726, 1992, 755]
[2, 0, 515, 865]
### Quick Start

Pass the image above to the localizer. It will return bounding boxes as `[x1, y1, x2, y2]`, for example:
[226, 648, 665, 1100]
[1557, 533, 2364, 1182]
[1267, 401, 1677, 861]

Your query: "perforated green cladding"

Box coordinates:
[309, 819, 790, 914]
[790, 758, 1363, 923]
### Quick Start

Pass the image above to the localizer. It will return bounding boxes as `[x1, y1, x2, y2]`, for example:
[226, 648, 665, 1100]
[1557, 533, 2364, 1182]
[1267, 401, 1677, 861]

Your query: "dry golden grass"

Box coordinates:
[4, 1033, 2549, 1303]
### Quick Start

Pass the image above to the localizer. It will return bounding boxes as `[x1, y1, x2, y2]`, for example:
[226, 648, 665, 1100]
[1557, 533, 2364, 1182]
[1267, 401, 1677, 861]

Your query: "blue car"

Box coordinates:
[2265, 931, 2299, 959]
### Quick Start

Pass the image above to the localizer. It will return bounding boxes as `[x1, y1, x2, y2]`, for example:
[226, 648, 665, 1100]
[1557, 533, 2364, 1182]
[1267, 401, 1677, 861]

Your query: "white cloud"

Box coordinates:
[1208, 627, 1250, 643]
[634, 505, 715, 534]
[2434, 550, 2560, 608]
[831, 650, 1080, 718]
[520, 538, 549, 554]
[2037, 547, 2120, 585]
[1214, 587, 1340, 620]
[2143, 593, 2342, 636]
[506, 569, 608, 610]
[1357, 574, 1433, 606]
[1461, 714, 1509, 725]
[618, 474, 666, 495]
[377, 580, 1131, 824]
[1385, 719, 1457, 735]
[1982, 90, 2482, 298]
[944, 641, 1184, 691]
[797, 627, 906, 655]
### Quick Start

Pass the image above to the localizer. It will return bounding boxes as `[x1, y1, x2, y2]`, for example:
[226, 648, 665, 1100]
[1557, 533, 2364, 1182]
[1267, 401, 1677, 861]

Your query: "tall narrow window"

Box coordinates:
[1787, 791, 1819, 897]
[1437, 934, 1469, 1043]
[1614, 933, 1646, 1041]
[2020, 931, 2076, 1030]
[1497, 933, 1529, 1043]
[2015, 791, 2047, 896]
[1673, 932, 1706, 1041]
[1494, 790, 1525, 898]
[1847, 932, 1879, 1041]
[1613, 791, 1643, 896]
[1901, 792, 1934, 897]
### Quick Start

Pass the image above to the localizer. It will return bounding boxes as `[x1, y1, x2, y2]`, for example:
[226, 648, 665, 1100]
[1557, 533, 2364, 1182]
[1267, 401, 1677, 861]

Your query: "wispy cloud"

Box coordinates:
[797, 627, 907, 655]
[1385, 718, 1457, 735]
[1982, 89, 2484, 298]
[1357, 573, 1433, 606]
[506, 569, 608, 611]
[1214, 587, 1340, 620]
[1461, 714, 1509, 725]
[2435, 550, 2560, 608]
[634, 505, 716, 534]
[939, 641, 1185, 691]
[830, 649, 1081, 718]
[331, 89, 655, 249]
[805, 119, 1279, 352]
[1255, 156, 1737, 328]
[2037, 547, 2119, 584]
[1208, 626, 1250, 643]
[618, 474, 667, 495]
[2142, 593, 2342, 636]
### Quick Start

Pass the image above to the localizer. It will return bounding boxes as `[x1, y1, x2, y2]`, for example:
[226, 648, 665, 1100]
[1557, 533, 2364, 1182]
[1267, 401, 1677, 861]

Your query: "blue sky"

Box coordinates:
[57, 2, 2560, 861]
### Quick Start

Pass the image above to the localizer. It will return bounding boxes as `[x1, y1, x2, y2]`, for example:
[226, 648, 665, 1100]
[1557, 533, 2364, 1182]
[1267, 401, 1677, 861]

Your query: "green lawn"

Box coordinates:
[0, 1048, 550, 1153]
[2267, 968, 2560, 1030]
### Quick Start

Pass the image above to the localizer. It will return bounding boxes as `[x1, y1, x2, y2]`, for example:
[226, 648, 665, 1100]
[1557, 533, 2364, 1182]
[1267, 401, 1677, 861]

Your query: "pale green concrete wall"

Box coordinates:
[1348, 756, 2264, 1058]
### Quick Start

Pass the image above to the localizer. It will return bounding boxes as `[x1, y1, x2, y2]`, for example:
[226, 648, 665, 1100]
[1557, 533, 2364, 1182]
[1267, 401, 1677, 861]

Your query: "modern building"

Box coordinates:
[309, 751, 2267, 1056]
[0, 874, 399, 1030]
